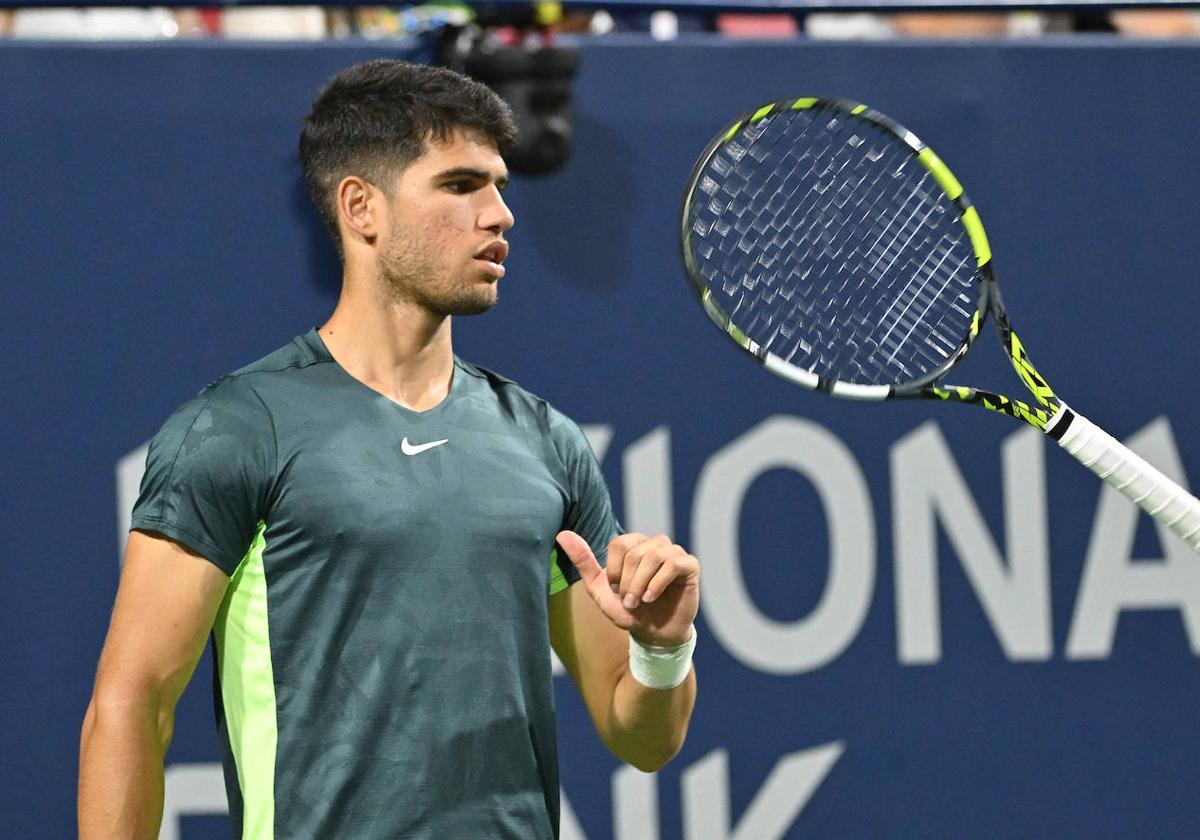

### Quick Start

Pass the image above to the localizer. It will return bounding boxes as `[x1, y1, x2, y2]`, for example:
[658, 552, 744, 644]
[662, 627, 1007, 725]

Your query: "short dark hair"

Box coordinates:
[300, 59, 517, 252]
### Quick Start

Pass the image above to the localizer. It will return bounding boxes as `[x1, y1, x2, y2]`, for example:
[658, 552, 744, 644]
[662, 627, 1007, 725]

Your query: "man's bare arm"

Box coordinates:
[550, 581, 696, 771]
[550, 532, 698, 772]
[78, 531, 229, 839]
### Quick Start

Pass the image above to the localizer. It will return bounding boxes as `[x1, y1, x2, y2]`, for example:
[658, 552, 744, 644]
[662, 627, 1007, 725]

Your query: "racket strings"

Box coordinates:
[687, 107, 980, 387]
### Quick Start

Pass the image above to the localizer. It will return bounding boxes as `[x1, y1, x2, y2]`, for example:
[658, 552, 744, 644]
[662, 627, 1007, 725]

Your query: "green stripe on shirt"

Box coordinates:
[214, 521, 277, 839]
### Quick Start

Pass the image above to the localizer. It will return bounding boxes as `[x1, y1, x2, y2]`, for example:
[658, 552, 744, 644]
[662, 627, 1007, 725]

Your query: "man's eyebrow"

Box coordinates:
[435, 167, 510, 186]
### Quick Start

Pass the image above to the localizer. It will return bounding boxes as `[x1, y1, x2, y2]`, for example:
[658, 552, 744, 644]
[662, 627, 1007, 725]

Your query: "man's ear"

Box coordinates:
[336, 175, 381, 244]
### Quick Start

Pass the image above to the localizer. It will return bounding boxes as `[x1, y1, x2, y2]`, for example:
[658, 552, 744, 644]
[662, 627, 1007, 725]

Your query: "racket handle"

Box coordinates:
[1054, 408, 1200, 552]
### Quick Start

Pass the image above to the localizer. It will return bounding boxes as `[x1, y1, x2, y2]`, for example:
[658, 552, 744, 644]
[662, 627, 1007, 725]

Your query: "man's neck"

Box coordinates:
[318, 282, 456, 413]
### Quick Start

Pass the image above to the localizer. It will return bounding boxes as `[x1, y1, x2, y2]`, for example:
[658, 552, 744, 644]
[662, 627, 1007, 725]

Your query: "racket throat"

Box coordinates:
[1043, 404, 1075, 441]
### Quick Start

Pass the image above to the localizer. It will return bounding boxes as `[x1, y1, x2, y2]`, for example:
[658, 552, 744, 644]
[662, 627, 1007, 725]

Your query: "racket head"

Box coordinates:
[680, 97, 997, 399]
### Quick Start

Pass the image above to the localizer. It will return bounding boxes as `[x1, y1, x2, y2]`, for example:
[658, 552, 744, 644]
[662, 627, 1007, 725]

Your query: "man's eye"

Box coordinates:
[446, 181, 473, 193]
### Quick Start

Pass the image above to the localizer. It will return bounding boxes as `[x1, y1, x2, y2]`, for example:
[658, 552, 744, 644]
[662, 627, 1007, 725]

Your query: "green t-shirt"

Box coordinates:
[131, 329, 619, 839]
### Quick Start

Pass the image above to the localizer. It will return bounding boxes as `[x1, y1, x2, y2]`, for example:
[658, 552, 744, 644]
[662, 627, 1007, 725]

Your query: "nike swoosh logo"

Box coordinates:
[401, 436, 449, 456]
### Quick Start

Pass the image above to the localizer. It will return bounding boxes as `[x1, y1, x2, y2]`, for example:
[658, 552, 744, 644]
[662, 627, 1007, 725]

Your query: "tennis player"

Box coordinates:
[78, 59, 698, 839]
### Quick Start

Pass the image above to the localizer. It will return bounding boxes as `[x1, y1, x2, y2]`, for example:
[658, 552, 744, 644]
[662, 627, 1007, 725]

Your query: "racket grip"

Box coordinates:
[1054, 408, 1200, 552]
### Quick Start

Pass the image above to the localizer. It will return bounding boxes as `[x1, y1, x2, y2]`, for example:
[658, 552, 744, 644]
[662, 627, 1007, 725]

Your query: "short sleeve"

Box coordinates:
[551, 413, 621, 593]
[130, 376, 276, 576]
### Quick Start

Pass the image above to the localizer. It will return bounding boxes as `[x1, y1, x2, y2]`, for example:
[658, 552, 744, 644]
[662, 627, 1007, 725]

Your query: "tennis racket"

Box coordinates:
[679, 97, 1200, 552]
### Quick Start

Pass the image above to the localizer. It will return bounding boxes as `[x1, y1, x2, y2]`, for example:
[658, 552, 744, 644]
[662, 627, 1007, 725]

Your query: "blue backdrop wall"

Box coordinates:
[3, 35, 1200, 839]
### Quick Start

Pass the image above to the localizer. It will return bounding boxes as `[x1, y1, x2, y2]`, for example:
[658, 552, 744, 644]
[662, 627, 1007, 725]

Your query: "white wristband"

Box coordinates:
[628, 627, 696, 690]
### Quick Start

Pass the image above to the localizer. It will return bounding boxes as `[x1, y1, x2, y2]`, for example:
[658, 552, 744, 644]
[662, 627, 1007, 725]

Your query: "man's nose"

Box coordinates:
[480, 186, 515, 234]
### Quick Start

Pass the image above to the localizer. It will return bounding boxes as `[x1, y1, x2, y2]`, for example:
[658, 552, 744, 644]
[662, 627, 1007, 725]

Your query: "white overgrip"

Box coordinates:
[1056, 408, 1200, 552]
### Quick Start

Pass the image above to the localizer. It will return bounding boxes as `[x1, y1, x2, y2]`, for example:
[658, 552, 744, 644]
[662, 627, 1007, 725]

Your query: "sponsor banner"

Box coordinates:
[3, 39, 1199, 839]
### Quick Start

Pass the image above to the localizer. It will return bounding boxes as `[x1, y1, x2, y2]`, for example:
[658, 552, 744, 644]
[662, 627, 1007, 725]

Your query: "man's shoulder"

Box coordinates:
[455, 356, 522, 395]
[455, 357, 556, 419]
[162, 332, 324, 429]
[454, 357, 591, 451]
[196, 331, 327, 404]
[227, 330, 327, 382]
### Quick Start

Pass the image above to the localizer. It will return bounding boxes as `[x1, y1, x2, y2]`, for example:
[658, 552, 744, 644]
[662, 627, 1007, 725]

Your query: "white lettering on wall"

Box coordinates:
[613, 765, 661, 840]
[681, 744, 844, 839]
[159, 763, 228, 840]
[891, 422, 1052, 664]
[559, 789, 589, 840]
[693, 416, 875, 675]
[116, 442, 149, 562]
[164, 747, 840, 840]
[580, 424, 614, 463]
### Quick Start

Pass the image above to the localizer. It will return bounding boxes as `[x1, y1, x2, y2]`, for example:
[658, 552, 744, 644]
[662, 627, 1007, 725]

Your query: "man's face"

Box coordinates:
[377, 131, 514, 317]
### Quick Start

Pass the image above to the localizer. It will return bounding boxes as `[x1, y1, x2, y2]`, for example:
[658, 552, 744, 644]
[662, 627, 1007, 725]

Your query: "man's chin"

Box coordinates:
[447, 288, 498, 317]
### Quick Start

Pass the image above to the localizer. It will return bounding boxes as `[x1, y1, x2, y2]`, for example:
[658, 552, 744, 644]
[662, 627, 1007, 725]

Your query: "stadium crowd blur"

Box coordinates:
[0, 1, 1198, 39]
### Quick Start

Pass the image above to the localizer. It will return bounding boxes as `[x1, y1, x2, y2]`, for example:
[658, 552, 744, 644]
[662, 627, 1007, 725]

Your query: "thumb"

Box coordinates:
[556, 530, 634, 631]
[556, 530, 602, 583]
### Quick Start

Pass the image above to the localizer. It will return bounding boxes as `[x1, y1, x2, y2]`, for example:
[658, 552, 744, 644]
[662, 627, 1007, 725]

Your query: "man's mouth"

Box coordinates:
[474, 241, 508, 279]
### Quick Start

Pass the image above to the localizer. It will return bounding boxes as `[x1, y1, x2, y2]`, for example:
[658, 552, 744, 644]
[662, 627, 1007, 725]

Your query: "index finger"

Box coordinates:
[607, 532, 647, 586]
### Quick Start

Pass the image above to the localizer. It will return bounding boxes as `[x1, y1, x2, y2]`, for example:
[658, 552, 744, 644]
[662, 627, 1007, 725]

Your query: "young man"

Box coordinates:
[78, 60, 699, 839]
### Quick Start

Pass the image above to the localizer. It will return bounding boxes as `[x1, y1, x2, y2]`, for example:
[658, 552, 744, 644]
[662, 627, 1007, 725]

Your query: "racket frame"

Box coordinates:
[679, 96, 1064, 432]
